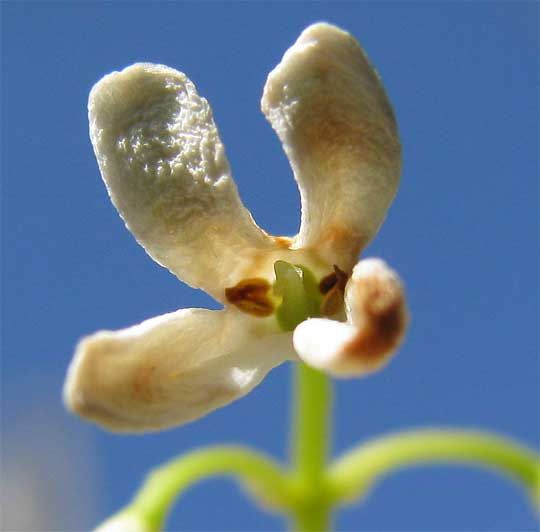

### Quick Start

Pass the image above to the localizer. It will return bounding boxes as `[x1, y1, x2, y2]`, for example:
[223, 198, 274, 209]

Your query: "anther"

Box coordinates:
[320, 265, 349, 316]
[225, 278, 274, 317]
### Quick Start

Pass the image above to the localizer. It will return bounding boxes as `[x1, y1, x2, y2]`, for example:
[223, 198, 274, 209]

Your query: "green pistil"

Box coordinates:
[273, 261, 323, 331]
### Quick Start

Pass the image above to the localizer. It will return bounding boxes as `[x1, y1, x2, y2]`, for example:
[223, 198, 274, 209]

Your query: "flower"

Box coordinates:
[63, 22, 408, 433]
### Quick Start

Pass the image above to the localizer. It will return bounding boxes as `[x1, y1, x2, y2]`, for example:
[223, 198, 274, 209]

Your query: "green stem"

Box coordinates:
[327, 429, 539, 507]
[292, 503, 332, 532]
[293, 363, 332, 481]
[130, 446, 293, 530]
[275, 259, 336, 531]
[290, 362, 333, 531]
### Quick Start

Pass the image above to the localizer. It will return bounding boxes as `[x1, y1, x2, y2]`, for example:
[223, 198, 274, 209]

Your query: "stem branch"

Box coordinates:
[327, 429, 539, 506]
[131, 446, 292, 530]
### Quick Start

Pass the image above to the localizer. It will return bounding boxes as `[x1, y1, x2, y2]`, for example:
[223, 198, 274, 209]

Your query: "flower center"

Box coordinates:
[224, 261, 348, 331]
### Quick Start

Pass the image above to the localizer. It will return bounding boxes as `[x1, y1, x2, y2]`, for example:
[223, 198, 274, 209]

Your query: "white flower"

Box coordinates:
[63, 22, 408, 433]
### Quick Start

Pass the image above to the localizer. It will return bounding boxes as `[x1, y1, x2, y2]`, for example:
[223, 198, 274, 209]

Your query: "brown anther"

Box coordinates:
[319, 265, 349, 316]
[225, 278, 274, 317]
[319, 264, 349, 294]
[319, 272, 338, 295]
[333, 265, 349, 290]
[320, 288, 343, 316]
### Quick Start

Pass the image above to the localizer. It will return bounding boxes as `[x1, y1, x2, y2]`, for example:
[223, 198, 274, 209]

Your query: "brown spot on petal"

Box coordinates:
[225, 278, 274, 317]
[344, 276, 407, 368]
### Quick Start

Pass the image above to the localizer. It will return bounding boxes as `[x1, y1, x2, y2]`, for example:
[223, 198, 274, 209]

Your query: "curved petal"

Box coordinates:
[293, 258, 407, 376]
[345, 258, 407, 327]
[63, 308, 294, 433]
[89, 63, 277, 301]
[262, 23, 401, 269]
[293, 318, 359, 376]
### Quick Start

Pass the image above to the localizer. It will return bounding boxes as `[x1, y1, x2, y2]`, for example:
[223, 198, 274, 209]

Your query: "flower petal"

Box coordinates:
[89, 63, 277, 300]
[293, 258, 407, 376]
[262, 23, 401, 269]
[64, 308, 293, 433]
[293, 318, 359, 376]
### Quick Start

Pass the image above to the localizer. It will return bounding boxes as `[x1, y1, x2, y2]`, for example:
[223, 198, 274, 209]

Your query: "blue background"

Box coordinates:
[2, 2, 538, 531]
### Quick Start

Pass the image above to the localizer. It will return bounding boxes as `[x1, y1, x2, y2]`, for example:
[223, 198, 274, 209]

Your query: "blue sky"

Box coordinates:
[2, 2, 538, 531]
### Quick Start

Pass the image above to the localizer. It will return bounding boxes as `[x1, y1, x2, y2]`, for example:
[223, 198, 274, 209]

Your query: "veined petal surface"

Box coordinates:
[64, 308, 294, 433]
[262, 23, 401, 269]
[89, 63, 276, 301]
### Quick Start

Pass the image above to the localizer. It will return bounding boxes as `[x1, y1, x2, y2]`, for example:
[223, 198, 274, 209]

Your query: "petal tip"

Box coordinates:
[293, 318, 360, 376]
[63, 334, 127, 432]
[344, 259, 409, 367]
[64, 310, 294, 434]
[88, 61, 273, 300]
[88, 62, 189, 135]
[261, 23, 401, 267]
[294, 259, 408, 377]
[295, 22, 356, 50]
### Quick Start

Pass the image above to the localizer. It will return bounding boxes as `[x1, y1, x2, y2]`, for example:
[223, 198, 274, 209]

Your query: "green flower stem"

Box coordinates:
[292, 502, 333, 532]
[327, 429, 540, 507]
[290, 362, 334, 531]
[130, 446, 294, 531]
[293, 363, 332, 482]
[275, 260, 335, 531]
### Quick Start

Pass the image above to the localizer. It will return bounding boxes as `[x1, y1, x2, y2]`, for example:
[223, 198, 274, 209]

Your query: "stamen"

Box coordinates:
[319, 272, 338, 294]
[318, 265, 349, 294]
[320, 265, 349, 316]
[225, 279, 274, 317]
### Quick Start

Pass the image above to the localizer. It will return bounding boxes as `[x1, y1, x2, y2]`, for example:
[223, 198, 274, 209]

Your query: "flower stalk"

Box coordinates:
[293, 363, 332, 484]
[290, 363, 333, 531]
